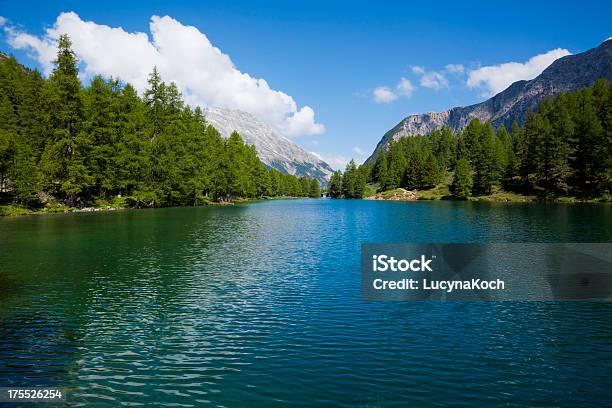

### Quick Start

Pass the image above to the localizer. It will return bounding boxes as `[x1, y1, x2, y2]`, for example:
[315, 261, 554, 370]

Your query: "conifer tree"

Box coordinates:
[373, 150, 388, 191]
[309, 179, 321, 198]
[328, 171, 343, 198]
[451, 158, 473, 198]
[41, 34, 91, 205]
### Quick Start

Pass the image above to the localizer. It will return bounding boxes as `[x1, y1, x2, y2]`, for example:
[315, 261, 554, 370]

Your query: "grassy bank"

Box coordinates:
[364, 182, 611, 203]
[0, 195, 316, 217]
[0, 203, 71, 216]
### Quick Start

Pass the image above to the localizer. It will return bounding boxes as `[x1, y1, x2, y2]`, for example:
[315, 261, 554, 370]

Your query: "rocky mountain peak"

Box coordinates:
[203, 107, 333, 185]
[365, 39, 612, 163]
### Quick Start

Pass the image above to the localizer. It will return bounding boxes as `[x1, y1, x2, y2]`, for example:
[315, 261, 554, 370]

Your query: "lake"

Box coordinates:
[0, 199, 611, 407]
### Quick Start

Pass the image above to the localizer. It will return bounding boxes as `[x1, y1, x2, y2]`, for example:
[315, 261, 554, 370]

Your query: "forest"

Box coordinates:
[0, 35, 320, 211]
[2, 35, 610, 207]
[331, 80, 611, 200]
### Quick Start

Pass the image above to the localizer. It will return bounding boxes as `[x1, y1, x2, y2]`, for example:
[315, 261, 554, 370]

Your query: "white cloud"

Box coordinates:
[0, 16, 6, 27]
[445, 63, 464, 74]
[373, 86, 398, 103]
[396, 77, 414, 96]
[373, 77, 414, 104]
[3, 12, 324, 137]
[411, 66, 424, 75]
[312, 152, 351, 170]
[420, 71, 448, 90]
[411, 65, 450, 91]
[467, 48, 571, 96]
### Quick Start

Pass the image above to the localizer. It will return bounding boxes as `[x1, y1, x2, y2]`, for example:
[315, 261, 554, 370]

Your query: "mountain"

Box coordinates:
[203, 107, 334, 185]
[365, 39, 612, 163]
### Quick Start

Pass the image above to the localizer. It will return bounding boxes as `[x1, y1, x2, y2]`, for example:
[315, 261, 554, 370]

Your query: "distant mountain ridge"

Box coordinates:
[203, 107, 334, 185]
[365, 39, 612, 163]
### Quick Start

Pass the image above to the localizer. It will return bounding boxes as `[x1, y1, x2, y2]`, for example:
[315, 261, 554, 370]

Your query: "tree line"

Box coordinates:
[0, 35, 321, 208]
[327, 160, 367, 198]
[366, 80, 611, 199]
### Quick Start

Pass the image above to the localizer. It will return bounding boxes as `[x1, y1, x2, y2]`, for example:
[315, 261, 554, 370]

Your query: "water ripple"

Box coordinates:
[0, 200, 611, 406]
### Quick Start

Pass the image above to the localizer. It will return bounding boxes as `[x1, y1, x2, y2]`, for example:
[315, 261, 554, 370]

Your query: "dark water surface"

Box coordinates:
[1, 199, 611, 407]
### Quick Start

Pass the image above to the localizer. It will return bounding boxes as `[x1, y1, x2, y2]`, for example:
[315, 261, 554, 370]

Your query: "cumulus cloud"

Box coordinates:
[313, 149, 367, 169]
[467, 48, 571, 96]
[411, 66, 425, 75]
[419, 71, 448, 90]
[373, 86, 398, 103]
[396, 77, 414, 95]
[312, 152, 351, 170]
[3, 12, 324, 136]
[445, 63, 464, 74]
[410, 65, 452, 91]
[373, 77, 414, 103]
[0, 16, 6, 27]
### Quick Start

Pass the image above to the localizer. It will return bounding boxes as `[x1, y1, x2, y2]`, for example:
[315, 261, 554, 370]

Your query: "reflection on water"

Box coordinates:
[0, 200, 611, 406]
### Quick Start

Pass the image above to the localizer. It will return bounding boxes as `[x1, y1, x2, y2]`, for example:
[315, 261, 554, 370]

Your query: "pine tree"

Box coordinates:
[430, 127, 456, 170]
[386, 142, 406, 190]
[256, 163, 273, 197]
[41, 34, 91, 205]
[374, 150, 388, 191]
[503, 122, 523, 190]
[496, 125, 512, 176]
[355, 165, 367, 198]
[421, 151, 441, 189]
[328, 171, 343, 198]
[115, 83, 150, 202]
[451, 158, 473, 199]
[308, 179, 321, 198]
[0, 93, 17, 193]
[546, 95, 574, 194]
[341, 160, 364, 198]
[341, 160, 356, 197]
[144, 67, 167, 140]
[6, 33, 607, 209]
[82, 76, 118, 197]
[471, 123, 498, 195]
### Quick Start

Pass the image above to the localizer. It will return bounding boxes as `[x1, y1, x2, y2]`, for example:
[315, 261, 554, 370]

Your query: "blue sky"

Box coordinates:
[1, 0, 610, 168]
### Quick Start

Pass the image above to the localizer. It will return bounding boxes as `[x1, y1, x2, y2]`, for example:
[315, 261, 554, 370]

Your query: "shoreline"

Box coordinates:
[3, 193, 609, 218]
[364, 187, 611, 204]
[0, 196, 311, 218]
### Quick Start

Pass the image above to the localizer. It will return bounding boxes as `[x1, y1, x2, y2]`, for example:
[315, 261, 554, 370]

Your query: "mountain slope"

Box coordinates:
[366, 39, 612, 163]
[203, 107, 333, 184]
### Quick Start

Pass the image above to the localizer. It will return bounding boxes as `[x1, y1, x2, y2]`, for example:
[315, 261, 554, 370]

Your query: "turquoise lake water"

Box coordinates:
[0, 199, 611, 406]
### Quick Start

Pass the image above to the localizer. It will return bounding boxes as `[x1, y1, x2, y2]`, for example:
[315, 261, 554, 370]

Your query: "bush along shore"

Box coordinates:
[328, 81, 611, 203]
[0, 195, 317, 217]
[0, 35, 322, 216]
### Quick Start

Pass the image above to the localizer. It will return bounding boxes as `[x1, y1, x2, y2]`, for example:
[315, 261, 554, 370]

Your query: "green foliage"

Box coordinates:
[328, 171, 343, 198]
[325, 160, 368, 199]
[518, 80, 611, 196]
[0, 204, 34, 216]
[341, 160, 366, 198]
[450, 158, 473, 198]
[371, 131, 444, 192]
[368, 81, 612, 199]
[0, 35, 318, 209]
[308, 178, 321, 198]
